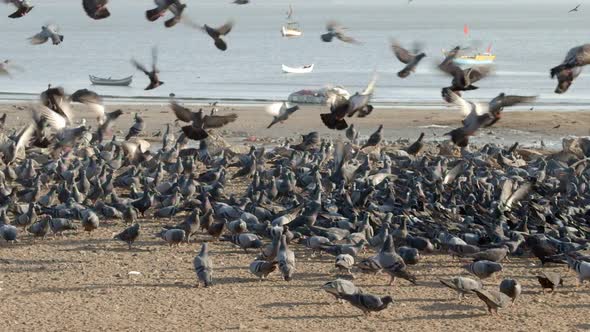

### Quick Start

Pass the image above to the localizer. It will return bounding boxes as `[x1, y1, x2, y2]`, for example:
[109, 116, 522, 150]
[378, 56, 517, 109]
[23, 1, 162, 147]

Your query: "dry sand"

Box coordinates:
[1, 102, 590, 331]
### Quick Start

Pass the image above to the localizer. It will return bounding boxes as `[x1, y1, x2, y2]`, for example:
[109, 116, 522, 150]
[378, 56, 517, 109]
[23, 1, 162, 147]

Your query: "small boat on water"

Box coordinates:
[281, 5, 302, 37]
[282, 64, 314, 74]
[89, 75, 133, 86]
[444, 24, 496, 66]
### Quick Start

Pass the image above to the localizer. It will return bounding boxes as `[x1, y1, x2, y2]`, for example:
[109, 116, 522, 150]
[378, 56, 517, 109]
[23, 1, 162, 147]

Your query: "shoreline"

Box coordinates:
[2, 92, 590, 110]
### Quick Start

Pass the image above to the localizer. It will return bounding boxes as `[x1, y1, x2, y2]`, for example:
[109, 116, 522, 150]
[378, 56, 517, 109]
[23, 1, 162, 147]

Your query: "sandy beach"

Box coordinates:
[1, 101, 590, 331]
[1, 102, 589, 148]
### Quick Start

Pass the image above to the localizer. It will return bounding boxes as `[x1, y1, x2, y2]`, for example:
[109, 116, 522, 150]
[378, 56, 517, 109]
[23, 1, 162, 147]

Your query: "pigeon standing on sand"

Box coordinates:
[278, 234, 295, 281]
[464, 260, 503, 279]
[537, 271, 563, 293]
[339, 293, 393, 315]
[346, 124, 358, 143]
[361, 125, 383, 150]
[114, 223, 140, 249]
[405, 132, 425, 155]
[499, 278, 522, 303]
[322, 279, 362, 302]
[126, 113, 145, 140]
[249, 260, 277, 281]
[194, 242, 213, 287]
[473, 289, 511, 315]
[440, 277, 483, 299]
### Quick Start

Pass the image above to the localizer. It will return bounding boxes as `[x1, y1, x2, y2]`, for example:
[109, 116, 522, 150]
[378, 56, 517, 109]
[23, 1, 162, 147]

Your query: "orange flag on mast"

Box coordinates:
[463, 24, 469, 36]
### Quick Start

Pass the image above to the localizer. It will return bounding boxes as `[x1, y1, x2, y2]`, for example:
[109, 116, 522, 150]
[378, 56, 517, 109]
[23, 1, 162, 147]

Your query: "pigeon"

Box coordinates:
[321, 21, 359, 44]
[536, 271, 563, 293]
[221, 233, 262, 253]
[0, 60, 25, 78]
[278, 234, 295, 281]
[335, 254, 355, 275]
[194, 242, 213, 287]
[361, 125, 383, 150]
[439, 46, 492, 93]
[322, 279, 362, 302]
[125, 113, 145, 140]
[345, 124, 359, 143]
[499, 278, 522, 303]
[0, 222, 18, 242]
[440, 277, 483, 299]
[464, 260, 503, 279]
[405, 133, 425, 155]
[473, 289, 511, 315]
[550, 44, 590, 93]
[82, 0, 110, 20]
[391, 40, 426, 78]
[146, 0, 186, 28]
[266, 102, 299, 128]
[568, 4, 581, 13]
[443, 89, 535, 147]
[377, 235, 417, 285]
[29, 25, 63, 45]
[249, 260, 277, 281]
[49, 217, 77, 236]
[469, 247, 509, 263]
[114, 223, 140, 249]
[131, 47, 164, 90]
[27, 216, 50, 238]
[156, 228, 186, 246]
[201, 20, 234, 51]
[3, 0, 33, 18]
[170, 99, 237, 140]
[339, 293, 393, 315]
[320, 75, 376, 130]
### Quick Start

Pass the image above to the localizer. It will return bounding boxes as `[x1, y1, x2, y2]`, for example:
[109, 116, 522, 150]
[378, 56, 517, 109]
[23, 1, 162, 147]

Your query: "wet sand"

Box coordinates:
[1, 102, 590, 331]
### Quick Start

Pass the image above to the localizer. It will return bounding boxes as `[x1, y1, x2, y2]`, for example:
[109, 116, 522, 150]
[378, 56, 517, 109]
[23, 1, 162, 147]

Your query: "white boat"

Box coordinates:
[89, 75, 133, 86]
[288, 86, 349, 104]
[281, 5, 302, 37]
[281, 24, 302, 37]
[282, 64, 314, 74]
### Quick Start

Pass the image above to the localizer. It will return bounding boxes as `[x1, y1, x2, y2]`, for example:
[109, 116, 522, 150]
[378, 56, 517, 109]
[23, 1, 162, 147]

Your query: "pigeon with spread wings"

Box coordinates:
[29, 25, 63, 45]
[443, 89, 536, 146]
[40, 85, 73, 125]
[170, 98, 237, 140]
[439, 46, 492, 96]
[266, 102, 299, 128]
[391, 40, 426, 78]
[82, 0, 110, 20]
[0, 60, 25, 78]
[131, 47, 164, 90]
[320, 75, 376, 130]
[3, 0, 33, 18]
[550, 44, 590, 94]
[321, 21, 359, 44]
[146, 0, 186, 28]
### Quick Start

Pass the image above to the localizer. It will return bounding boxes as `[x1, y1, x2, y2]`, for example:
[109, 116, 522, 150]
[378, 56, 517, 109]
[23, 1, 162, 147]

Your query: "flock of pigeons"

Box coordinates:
[1, 0, 590, 319]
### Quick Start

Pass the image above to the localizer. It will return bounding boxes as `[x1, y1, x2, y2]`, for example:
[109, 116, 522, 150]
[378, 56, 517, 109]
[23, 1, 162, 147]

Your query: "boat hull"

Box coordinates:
[282, 64, 314, 74]
[281, 26, 302, 37]
[89, 75, 133, 86]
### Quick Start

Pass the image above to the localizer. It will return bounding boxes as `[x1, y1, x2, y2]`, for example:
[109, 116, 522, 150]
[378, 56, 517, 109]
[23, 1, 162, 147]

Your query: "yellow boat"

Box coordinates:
[442, 49, 496, 66]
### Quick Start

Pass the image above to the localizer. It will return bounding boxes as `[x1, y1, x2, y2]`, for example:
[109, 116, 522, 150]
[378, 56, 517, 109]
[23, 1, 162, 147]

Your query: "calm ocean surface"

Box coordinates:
[1, 0, 589, 105]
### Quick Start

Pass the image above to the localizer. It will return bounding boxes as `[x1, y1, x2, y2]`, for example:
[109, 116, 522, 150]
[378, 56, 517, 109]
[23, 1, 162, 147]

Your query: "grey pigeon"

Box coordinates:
[156, 228, 185, 246]
[499, 278, 522, 303]
[114, 223, 140, 249]
[339, 292, 393, 316]
[464, 260, 503, 279]
[537, 271, 563, 293]
[278, 234, 295, 281]
[249, 260, 277, 281]
[473, 289, 511, 315]
[194, 242, 213, 287]
[440, 276, 483, 299]
[322, 279, 362, 302]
